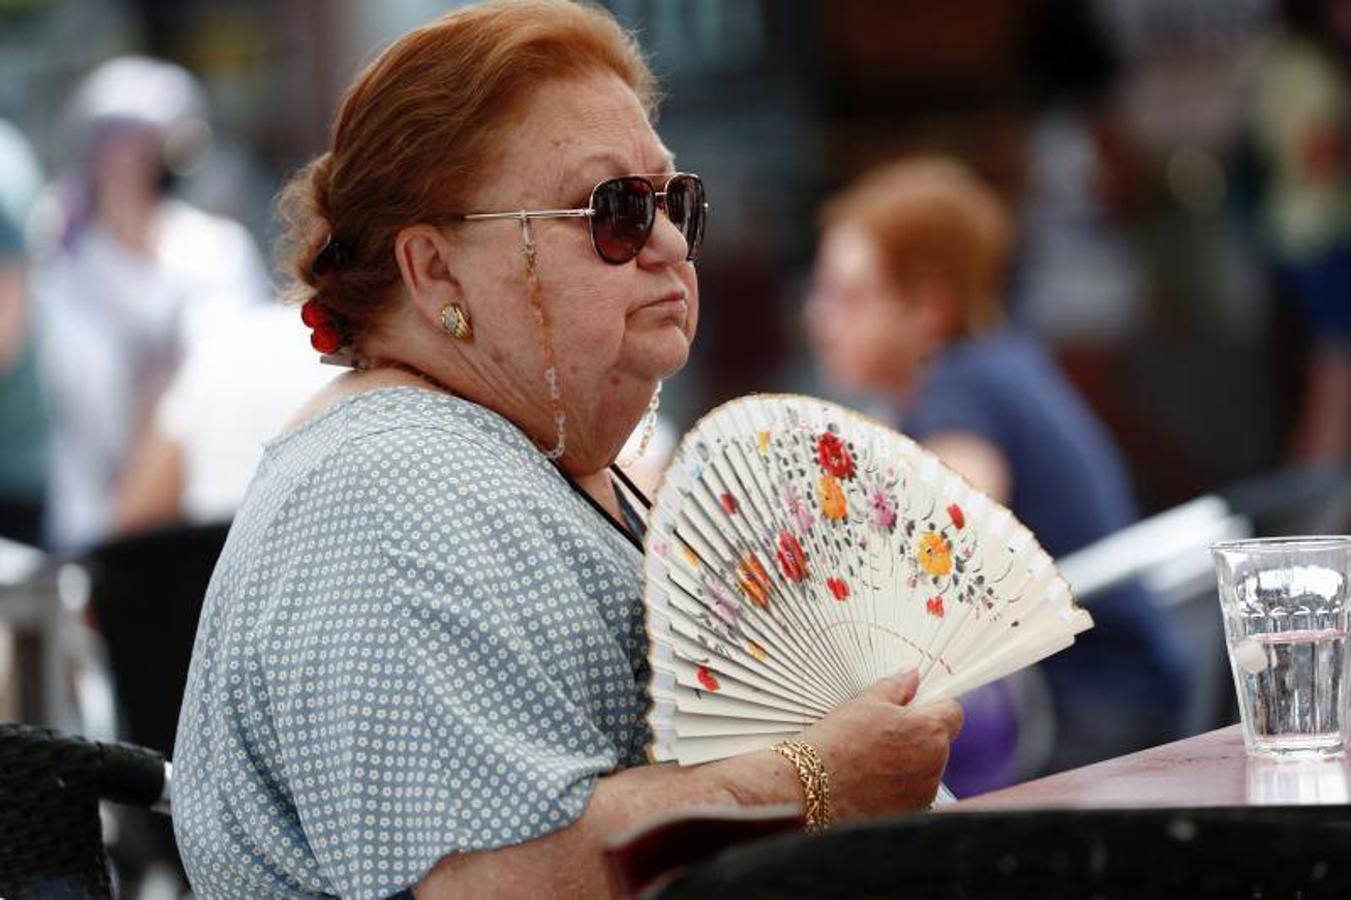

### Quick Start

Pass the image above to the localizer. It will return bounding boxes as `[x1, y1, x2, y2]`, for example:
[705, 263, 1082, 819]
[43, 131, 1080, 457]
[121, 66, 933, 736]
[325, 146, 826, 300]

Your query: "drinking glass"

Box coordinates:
[1212, 536, 1351, 758]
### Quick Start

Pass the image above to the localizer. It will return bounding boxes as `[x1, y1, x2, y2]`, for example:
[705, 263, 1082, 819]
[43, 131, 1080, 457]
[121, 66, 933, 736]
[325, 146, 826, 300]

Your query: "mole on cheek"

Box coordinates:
[609, 374, 621, 387]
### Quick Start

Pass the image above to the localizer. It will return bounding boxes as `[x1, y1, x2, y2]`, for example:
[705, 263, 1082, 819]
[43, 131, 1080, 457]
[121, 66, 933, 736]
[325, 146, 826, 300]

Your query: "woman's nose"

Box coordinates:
[636, 207, 689, 268]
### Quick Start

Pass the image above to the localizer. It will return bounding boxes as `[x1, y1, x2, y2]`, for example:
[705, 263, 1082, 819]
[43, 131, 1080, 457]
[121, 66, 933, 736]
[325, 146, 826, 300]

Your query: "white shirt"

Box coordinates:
[35, 199, 270, 548]
[155, 303, 335, 523]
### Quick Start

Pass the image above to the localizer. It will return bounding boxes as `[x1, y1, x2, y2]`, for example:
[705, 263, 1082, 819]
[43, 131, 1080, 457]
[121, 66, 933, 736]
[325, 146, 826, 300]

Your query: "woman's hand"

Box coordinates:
[798, 670, 963, 820]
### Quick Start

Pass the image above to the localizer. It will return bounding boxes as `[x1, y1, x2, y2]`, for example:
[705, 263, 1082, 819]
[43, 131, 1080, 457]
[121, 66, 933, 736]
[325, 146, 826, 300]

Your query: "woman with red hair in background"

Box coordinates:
[804, 158, 1190, 783]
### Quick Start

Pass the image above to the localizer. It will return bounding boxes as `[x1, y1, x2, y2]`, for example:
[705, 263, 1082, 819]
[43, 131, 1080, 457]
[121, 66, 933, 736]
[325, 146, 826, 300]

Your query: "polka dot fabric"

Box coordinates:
[172, 387, 652, 898]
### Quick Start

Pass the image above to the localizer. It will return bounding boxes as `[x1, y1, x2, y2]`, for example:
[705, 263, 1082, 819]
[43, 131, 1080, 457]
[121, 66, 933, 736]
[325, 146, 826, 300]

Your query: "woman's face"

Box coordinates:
[803, 227, 935, 396]
[92, 124, 164, 202]
[445, 72, 698, 458]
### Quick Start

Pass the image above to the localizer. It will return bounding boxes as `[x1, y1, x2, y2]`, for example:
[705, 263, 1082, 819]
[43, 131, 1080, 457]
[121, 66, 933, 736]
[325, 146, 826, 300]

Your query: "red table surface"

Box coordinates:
[944, 725, 1351, 811]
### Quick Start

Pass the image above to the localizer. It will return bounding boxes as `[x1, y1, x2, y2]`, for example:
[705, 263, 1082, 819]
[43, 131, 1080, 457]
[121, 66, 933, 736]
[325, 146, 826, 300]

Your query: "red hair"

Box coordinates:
[821, 157, 1013, 336]
[276, 0, 654, 338]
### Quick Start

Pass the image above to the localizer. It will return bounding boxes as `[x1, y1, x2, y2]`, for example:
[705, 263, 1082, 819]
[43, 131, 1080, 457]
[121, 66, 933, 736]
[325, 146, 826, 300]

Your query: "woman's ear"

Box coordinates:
[393, 224, 464, 331]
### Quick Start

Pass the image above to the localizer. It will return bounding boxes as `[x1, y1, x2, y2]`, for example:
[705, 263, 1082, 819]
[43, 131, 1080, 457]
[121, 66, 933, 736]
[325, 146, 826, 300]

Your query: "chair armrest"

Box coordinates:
[604, 804, 802, 900]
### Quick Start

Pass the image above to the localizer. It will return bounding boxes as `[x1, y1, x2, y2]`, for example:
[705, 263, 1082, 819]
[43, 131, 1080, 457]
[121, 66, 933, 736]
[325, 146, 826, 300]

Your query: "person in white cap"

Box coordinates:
[30, 56, 271, 550]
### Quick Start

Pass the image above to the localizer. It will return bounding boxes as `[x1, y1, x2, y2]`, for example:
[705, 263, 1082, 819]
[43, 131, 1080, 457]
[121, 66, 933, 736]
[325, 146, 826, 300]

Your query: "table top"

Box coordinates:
[945, 725, 1351, 811]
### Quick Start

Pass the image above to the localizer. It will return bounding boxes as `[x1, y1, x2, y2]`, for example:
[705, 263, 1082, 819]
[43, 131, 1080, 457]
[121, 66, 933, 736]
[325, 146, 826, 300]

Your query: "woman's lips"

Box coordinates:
[648, 289, 686, 307]
[636, 290, 688, 315]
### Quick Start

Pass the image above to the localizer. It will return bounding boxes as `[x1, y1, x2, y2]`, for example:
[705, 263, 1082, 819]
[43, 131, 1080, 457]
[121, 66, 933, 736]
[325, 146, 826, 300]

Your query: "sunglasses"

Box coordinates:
[449, 172, 707, 265]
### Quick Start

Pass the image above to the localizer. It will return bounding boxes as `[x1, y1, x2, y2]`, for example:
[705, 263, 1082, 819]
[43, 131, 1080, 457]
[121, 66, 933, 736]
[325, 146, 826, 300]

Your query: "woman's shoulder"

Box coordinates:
[218, 386, 598, 604]
[937, 326, 1043, 378]
[353, 387, 550, 478]
[926, 327, 1082, 415]
[271, 382, 530, 455]
[260, 384, 564, 519]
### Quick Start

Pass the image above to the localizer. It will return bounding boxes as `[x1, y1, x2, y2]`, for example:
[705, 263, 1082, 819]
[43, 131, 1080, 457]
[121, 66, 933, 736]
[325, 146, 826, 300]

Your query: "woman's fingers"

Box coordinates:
[919, 699, 965, 741]
[866, 668, 920, 706]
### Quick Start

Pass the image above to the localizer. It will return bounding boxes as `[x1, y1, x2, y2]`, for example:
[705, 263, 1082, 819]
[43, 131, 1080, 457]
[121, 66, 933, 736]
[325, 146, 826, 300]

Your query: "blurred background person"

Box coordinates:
[112, 300, 335, 535]
[29, 55, 270, 551]
[0, 119, 48, 547]
[803, 157, 1192, 776]
[1246, 0, 1351, 463]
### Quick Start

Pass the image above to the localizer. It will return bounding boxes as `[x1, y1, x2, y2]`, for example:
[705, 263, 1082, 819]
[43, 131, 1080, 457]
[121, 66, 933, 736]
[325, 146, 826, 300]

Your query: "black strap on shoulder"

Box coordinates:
[612, 479, 648, 543]
[610, 463, 653, 512]
[551, 463, 648, 553]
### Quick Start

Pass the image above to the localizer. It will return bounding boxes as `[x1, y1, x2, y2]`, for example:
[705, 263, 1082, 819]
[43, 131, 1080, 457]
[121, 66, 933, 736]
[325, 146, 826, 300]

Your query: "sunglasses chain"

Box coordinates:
[617, 380, 662, 467]
[520, 213, 568, 460]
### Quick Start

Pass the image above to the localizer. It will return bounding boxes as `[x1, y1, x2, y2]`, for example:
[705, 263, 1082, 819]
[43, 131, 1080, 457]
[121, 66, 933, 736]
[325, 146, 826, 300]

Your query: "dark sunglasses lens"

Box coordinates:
[592, 177, 655, 263]
[666, 174, 706, 261]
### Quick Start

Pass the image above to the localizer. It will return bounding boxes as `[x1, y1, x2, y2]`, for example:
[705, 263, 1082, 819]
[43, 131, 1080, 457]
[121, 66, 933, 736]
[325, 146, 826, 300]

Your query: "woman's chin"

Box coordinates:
[627, 328, 692, 380]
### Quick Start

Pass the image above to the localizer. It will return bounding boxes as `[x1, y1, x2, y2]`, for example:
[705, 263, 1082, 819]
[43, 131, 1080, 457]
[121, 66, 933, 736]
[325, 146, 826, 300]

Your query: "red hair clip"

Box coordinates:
[301, 297, 345, 354]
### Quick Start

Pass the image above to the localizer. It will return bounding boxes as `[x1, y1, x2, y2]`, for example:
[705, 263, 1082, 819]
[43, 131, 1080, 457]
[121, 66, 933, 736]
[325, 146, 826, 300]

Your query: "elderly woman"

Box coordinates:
[173, 3, 962, 898]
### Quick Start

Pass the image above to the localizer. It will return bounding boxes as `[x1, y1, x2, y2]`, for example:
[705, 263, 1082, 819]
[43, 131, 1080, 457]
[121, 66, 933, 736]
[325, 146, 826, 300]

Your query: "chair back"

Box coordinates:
[84, 521, 230, 756]
[604, 805, 802, 899]
[0, 723, 168, 900]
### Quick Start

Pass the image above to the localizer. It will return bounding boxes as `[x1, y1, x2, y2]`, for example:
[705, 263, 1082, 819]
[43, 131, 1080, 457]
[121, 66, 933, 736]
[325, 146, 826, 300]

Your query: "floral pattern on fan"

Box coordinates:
[752, 417, 1006, 624]
[642, 394, 1090, 766]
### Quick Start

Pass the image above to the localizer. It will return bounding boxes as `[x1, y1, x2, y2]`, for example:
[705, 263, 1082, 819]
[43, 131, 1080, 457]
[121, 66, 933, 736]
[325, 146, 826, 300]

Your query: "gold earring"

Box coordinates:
[439, 304, 472, 340]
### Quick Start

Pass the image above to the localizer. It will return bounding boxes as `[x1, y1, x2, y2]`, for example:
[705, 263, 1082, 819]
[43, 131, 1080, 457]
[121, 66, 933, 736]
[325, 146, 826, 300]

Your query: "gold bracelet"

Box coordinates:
[771, 739, 833, 831]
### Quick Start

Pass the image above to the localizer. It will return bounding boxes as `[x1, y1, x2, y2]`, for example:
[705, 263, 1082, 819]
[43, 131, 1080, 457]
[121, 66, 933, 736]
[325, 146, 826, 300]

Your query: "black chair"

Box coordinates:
[604, 805, 803, 898]
[83, 521, 230, 757]
[0, 722, 170, 900]
[1222, 463, 1351, 536]
[646, 806, 1351, 899]
[80, 521, 229, 895]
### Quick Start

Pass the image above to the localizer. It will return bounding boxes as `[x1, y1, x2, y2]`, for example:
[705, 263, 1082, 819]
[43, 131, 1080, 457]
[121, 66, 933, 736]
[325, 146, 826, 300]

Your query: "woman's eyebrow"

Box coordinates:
[556, 148, 679, 197]
[556, 152, 629, 195]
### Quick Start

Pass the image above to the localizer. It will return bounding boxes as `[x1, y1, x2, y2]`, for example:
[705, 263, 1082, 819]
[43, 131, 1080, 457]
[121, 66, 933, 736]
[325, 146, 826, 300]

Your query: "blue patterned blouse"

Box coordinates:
[173, 387, 652, 898]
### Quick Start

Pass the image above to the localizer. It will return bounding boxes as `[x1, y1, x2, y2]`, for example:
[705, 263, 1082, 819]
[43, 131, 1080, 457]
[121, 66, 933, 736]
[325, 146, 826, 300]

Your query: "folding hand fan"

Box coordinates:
[643, 394, 1093, 765]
